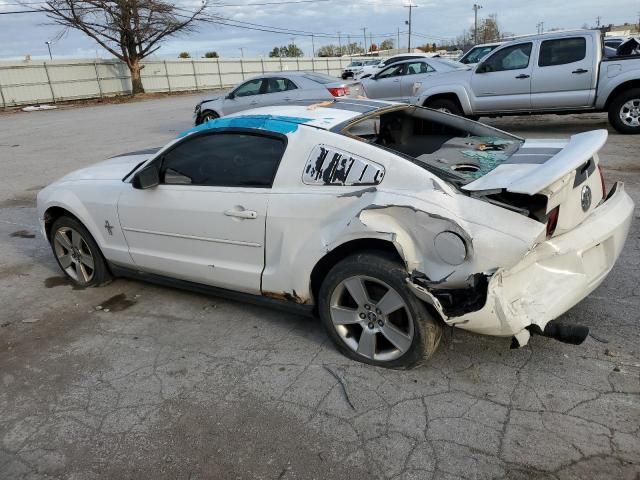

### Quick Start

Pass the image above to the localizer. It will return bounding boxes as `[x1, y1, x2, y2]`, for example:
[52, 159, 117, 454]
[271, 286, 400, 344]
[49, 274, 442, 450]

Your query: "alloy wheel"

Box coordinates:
[53, 226, 95, 283]
[329, 275, 414, 362]
[620, 99, 640, 127]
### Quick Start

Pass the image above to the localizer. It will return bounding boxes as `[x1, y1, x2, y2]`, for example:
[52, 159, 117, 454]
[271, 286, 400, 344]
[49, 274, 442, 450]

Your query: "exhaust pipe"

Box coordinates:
[528, 320, 590, 345]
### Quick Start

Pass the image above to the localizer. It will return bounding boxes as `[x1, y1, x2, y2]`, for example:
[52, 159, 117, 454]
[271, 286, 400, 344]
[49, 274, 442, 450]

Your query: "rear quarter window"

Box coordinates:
[303, 145, 385, 186]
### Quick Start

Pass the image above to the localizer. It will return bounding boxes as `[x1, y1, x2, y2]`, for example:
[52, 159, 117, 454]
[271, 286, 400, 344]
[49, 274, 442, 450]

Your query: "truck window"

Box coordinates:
[480, 43, 532, 72]
[539, 37, 586, 66]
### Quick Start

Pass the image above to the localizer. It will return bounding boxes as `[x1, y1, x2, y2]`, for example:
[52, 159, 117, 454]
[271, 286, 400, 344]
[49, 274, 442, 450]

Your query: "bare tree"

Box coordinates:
[34, 0, 207, 94]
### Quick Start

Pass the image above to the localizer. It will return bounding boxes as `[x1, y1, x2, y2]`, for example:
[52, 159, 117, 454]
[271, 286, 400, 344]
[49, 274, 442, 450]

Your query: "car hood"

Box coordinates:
[58, 150, 159, 182]
[201, 96, 222, 104]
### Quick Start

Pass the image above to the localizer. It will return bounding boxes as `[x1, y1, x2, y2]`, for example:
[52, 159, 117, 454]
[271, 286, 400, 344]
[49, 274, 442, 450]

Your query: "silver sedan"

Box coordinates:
[194, 72, 352, 124]
[358, 58, 468, 103]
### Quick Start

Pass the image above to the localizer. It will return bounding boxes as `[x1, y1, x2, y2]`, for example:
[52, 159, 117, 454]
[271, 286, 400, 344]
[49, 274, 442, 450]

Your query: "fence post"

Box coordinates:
[311, 56, 315, 72]
[260, 58, 264, 74]
[43, 62, 56, 103]
[240, 58, 245, 80]
[279, 56, 283, 72]
[296, 56, 300, 71]
[164, 60, 171, 93]
[326, 57, 330, 75]
[0, 71, 6, 109]
[192, 59, 199, 90]
[93, 60, 104, 98]
[217, 59, 223, 88]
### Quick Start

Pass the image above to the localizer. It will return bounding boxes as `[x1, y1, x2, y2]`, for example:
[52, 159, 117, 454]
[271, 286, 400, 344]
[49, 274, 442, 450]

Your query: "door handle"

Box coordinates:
[515, 74, 530, 79]
[572, 68, 589, 74]
[224, 208, 257, 219]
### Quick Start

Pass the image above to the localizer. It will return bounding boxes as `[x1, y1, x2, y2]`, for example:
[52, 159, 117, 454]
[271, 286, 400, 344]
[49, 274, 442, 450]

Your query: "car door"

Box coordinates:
[222, 78, 265, 114]
[117, 130, 286, 294]
[470, 42, 534, 112]
[531, 36, 594, 109]
[400, 61, 435, 101]
[362, 63, 406, 100]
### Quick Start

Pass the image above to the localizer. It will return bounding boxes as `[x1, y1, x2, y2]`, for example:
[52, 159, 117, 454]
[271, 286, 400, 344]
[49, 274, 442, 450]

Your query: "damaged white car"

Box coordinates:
[37, 99, 634, 368]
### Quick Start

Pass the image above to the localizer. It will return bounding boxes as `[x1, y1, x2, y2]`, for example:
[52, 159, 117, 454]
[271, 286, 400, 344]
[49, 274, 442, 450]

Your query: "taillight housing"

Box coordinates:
[546, 206, 560, 237]
[328, 86, 349, 97]
[598, 165, 606, 199]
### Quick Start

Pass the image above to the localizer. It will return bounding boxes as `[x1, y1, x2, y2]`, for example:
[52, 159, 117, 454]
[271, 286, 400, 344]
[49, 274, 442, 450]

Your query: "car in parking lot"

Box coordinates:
[458, 42, 503, 65]
[357, 57, 468, 102]
[353, 53, 433, 80]
[342, 59, 379, 79]
[193, 72, 352, 124]
[37, 99, 634, 368]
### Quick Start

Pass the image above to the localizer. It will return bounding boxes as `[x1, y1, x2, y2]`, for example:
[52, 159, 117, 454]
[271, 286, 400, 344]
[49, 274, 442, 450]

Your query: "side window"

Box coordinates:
[405, 62, 434, 75]
[265, 78, 298, 93]
[377, 64, 405, 79]
[481, 43, 532, 72]
[303, 145, 385, 186]
[539, 37, 586, 66]
[161, 133, 285, 188]
[233, 79, 263, 97]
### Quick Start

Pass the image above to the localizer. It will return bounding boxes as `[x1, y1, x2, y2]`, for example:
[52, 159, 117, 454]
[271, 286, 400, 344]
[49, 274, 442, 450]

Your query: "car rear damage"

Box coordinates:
[328, 104, 635, 348]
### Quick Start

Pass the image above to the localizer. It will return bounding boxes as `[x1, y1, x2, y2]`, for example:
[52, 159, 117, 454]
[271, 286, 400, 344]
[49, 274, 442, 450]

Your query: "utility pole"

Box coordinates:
[473, 3, 482, 44]
[362, 27, 367, 55]
[404, 3, 418, 53]
[311, 34, 315, 58]
[337, 32, 342, 56]
[595, 16, 601, 28]
[290, 37, 296, 57]
[239, 47, 245, 58]
[45, 41, 53, 60]
[397, 27, 400, 52]
[347, 34, 351, 55]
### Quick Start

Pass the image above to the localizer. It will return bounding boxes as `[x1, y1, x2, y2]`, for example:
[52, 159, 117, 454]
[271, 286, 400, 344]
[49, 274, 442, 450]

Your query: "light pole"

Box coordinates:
[45, 41, 53, 60]
[362, 27, 367, 55]
[239, 47, 245, 58]
[473, 4, 482, 44]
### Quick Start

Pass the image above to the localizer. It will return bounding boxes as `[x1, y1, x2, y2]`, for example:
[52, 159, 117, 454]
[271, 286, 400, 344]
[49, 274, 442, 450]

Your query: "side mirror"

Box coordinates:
[476, 63, 488, 73]
[132, 164, 160, 189]
[226, 92, 235, 100]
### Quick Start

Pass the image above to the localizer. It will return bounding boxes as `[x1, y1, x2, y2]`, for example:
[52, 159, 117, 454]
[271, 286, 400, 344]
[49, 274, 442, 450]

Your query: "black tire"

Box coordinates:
[50, 215, 112, 287]
[425, 98, 462, 116]
[608, 88, 640, 134]
[318, 251, 442, 369]
[199, 110, 219, 124]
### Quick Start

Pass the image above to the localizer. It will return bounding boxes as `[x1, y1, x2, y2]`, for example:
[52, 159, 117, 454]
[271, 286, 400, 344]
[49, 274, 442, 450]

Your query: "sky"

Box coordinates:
[0, 0, 637, 60]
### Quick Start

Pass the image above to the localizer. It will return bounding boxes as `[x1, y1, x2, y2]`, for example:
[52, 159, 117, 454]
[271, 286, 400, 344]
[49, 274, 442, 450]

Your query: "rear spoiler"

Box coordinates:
[463, 130, 608, 195]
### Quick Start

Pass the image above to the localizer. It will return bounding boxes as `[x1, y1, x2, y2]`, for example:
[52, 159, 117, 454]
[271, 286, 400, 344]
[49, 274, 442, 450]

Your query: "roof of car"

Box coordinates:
[181, 99, 397, 136]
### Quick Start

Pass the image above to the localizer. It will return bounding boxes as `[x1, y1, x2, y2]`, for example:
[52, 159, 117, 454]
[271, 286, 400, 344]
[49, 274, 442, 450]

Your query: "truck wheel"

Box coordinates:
[425, 98, 462, 116]
[609, 89, 640, 134]
[318, 251, 443, 369]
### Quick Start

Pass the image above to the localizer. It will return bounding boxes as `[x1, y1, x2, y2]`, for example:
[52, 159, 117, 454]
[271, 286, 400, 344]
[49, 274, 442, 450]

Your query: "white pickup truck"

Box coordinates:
[412, 30, 640, 134]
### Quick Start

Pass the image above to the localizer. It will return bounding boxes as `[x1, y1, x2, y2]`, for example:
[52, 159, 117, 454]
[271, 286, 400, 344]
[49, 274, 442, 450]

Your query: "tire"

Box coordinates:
[50, 215, 112, 287]
[199, 110, 219, 124]
[608, 88, 640, 134]
[425, 98, 462, 116]
[318, 251, 442, 369]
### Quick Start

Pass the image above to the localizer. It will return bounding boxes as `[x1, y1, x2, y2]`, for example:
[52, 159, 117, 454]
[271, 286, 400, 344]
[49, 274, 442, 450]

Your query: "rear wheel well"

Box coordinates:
[310, 238, 403, 307]
[43, 207, 78, 241]
[423, 93, 463, 112]
[605, 80, 640, 109]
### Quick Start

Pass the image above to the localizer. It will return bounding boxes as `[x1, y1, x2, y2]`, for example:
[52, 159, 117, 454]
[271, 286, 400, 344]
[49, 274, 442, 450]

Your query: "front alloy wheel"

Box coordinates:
[49, 215, 112, 287]
[53, 226, 95, 283]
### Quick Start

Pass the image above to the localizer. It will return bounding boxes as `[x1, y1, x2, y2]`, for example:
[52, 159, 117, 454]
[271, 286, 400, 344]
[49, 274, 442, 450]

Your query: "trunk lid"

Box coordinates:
[461, 130, 608, 235]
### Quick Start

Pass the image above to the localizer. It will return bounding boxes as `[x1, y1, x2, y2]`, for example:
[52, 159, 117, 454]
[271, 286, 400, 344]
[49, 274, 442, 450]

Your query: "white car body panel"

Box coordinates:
[37, 101, 634, 346]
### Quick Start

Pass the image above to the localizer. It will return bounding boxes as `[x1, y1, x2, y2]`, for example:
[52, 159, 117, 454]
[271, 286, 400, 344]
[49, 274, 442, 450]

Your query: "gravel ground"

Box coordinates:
[0, 94, 639, 480]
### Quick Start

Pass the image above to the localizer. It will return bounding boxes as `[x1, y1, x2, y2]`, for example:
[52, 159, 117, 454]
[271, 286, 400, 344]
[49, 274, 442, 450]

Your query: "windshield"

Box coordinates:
[340, 106, 523, 185]
[460, 45, 498, 64]
[348, 61, 363, 67]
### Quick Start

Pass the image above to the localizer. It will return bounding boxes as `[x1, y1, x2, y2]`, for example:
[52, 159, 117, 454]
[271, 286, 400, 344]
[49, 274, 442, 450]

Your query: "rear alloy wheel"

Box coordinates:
[50, 216, 111, 287]
[609, 89, 640, 134]
[319, 252, 442, 369]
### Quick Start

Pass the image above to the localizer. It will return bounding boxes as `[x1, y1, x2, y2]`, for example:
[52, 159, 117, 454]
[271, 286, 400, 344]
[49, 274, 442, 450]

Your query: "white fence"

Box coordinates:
[0, 57, 358, 107]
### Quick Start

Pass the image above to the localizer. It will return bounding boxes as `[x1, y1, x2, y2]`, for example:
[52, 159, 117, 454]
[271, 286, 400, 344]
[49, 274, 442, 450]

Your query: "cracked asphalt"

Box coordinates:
[1, 94, 639, 479]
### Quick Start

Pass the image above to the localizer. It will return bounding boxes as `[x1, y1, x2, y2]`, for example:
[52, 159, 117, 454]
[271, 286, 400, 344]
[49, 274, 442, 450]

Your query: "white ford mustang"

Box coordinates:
[37, 99, 634, 368]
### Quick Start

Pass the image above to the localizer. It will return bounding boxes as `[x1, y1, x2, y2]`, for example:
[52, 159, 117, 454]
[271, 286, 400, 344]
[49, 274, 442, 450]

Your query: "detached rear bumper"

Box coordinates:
[410, 182, 634, 344]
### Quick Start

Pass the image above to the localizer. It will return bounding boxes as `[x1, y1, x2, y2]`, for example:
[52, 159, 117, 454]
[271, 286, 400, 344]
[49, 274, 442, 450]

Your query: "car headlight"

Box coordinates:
[194, 103, 201, 114]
